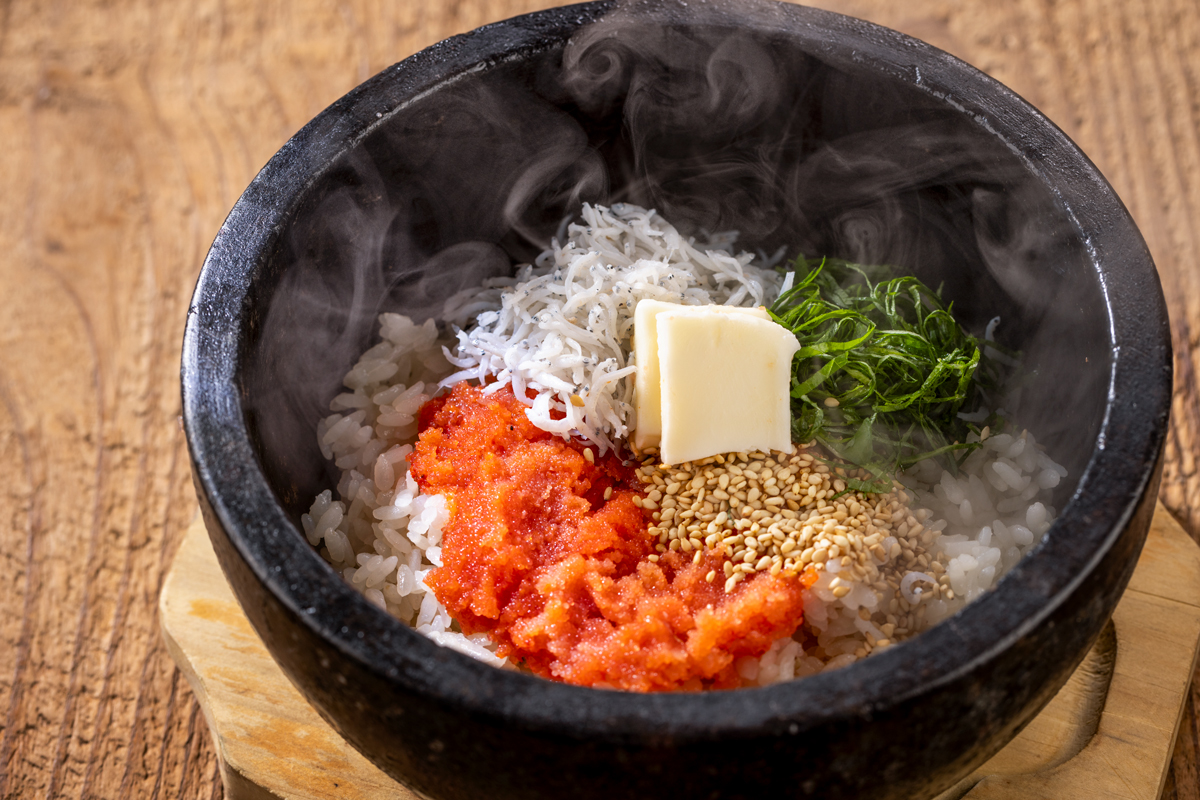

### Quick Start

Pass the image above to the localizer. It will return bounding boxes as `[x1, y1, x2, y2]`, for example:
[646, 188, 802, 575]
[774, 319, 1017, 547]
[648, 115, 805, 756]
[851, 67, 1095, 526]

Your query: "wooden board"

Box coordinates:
[161, 504, 1200, 800]
[940, 502, 1200, 800]
[4, 2, 1200, 798]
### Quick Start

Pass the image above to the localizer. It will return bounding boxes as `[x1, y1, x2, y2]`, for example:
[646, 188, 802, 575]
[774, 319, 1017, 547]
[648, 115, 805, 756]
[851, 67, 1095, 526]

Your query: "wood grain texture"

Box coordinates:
[161, 516, 412, 800]
[158, 506, 1200, 800]
[948, 504, 1200, 800]
[0, 1, 1196, 798]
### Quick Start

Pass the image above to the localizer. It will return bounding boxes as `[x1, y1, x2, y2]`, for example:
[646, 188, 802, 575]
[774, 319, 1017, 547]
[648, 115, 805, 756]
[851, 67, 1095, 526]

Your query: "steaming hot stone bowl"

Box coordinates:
[181, 2, 1172, 798]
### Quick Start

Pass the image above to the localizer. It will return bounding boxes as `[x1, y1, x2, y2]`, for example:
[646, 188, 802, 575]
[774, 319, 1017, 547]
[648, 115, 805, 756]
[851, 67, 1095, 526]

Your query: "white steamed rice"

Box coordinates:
[303, 203, 1067, 686]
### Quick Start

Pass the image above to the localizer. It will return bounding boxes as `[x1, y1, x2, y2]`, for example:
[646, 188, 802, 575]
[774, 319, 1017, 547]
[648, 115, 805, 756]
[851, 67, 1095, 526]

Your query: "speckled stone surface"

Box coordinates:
[181, 3, 1171, 798]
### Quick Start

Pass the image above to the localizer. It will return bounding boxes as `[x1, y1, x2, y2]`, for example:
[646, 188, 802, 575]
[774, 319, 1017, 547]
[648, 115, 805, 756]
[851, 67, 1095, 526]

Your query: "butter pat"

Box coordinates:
[632, 301, 799, 465]
[633, 301, 771, 453]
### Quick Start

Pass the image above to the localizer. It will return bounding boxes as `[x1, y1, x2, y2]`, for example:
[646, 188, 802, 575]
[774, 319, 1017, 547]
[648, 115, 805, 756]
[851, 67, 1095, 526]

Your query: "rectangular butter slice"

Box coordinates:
[632, 301, 770, 453]
[656, 309, 800, 465]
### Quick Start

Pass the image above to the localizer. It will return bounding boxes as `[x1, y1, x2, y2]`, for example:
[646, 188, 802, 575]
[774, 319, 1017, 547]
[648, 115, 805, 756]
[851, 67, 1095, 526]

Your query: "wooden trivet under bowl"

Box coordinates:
[160, 503, 1200, 800]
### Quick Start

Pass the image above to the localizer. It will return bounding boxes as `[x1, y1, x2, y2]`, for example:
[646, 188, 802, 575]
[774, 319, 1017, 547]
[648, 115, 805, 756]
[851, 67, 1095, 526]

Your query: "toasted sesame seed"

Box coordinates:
[632, 445, 932, 657]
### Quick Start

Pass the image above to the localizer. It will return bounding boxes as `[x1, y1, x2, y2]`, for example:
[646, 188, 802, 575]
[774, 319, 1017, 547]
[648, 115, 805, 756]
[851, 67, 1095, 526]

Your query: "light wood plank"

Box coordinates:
[160, 519, 410, 800]
[163, 504, 1200, 800]
[1, 2, 1197, 797]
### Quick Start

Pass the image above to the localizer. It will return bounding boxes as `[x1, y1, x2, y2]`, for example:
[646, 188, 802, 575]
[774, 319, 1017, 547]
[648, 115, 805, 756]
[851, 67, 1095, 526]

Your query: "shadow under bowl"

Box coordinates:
[181, 2, 1172, 799]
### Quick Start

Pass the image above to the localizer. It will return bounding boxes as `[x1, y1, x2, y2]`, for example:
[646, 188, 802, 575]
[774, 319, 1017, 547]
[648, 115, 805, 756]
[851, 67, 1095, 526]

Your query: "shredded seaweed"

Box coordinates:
[769, 257, 1007, 476]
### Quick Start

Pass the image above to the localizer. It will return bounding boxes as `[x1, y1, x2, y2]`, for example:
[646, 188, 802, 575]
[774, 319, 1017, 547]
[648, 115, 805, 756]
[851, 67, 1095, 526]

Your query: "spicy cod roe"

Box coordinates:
[410, 382, 814, 691]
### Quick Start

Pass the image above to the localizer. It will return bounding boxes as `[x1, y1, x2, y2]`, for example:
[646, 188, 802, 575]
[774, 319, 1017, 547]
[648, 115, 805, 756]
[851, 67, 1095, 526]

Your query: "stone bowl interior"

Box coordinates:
[181, 3, 1171, 799]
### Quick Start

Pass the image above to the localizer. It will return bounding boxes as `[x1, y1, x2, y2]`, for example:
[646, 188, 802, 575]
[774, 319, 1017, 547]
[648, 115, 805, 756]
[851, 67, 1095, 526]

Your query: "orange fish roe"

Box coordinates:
[410, 382, 814, 692]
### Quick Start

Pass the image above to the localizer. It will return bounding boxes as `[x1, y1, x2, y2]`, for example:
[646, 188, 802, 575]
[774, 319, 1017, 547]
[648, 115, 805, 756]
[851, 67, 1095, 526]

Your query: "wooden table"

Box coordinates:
[0, 1, 1197, 798]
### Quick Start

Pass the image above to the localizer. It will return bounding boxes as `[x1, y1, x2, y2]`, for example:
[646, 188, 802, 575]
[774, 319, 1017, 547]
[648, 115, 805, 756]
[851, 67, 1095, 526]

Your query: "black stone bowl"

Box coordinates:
[181, 2, 1172, 799]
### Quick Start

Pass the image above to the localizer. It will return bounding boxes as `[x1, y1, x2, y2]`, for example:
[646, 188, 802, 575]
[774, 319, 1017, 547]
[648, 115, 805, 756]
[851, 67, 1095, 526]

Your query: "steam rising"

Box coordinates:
[247, 0, 1103, 515]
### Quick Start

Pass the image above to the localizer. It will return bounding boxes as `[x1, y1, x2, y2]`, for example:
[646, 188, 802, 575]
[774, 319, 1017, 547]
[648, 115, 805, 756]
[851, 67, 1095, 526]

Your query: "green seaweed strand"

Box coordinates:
[769, 257, 999, 475]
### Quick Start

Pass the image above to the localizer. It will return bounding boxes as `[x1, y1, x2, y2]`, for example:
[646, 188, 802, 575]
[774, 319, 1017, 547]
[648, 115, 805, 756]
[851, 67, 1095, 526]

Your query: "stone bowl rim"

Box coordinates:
[181, 0, 1170, 742]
